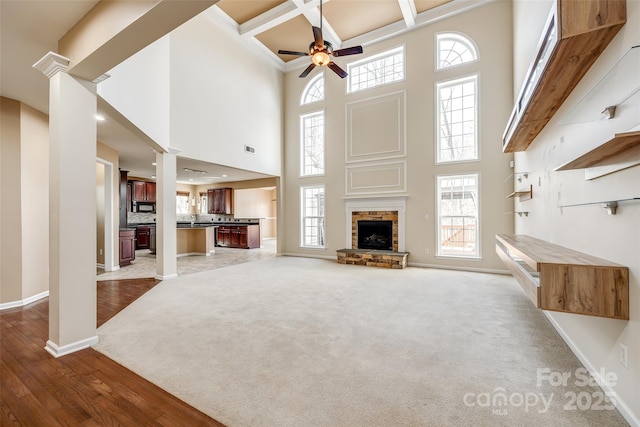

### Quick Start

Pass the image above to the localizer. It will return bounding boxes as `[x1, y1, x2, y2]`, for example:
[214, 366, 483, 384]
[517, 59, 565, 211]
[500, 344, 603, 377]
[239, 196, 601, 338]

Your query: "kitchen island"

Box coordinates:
[176, 225, 216, 256]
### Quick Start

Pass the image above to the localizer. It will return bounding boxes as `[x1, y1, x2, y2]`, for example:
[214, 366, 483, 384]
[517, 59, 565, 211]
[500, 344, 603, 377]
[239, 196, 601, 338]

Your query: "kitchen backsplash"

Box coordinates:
[128, 212, 259, 225]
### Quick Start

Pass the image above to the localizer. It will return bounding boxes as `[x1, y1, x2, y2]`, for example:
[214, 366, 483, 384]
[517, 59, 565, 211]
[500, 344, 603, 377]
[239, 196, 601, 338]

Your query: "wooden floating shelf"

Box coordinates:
[506, 185, 533, 201]
[496, 234, 629, 320]
[502, 0, 626, 152]
[555, 130, 640, 172]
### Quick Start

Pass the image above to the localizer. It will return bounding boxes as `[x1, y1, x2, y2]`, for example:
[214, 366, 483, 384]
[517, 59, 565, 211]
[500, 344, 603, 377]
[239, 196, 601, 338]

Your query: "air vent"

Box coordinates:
[244, 145, 256, 154]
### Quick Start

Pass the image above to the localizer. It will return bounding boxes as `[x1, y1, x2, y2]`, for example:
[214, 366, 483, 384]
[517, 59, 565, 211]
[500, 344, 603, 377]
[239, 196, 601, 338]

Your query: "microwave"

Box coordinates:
[135, 202, 155, 213]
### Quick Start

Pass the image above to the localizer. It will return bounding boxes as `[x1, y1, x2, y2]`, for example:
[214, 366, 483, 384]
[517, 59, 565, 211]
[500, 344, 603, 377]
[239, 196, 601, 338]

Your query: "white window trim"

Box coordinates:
[346, 45, 406, 94]
[435, 173, 482, 259]
[300, 185, 326, 249]
[435, 31, 480, 72]
[300, 72, 325, 106]
[299, 110, 325, 178]
[435, 73, 480, 165]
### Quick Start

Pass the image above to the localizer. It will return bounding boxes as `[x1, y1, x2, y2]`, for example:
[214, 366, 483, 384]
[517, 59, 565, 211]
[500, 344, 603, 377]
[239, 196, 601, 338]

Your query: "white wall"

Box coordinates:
[168, 14, 283, 177]
[513, 1, 640, 423]
[98, 36, 171, 150]
[282, 1, 514, 271]
[99, 13, 283, 178]
[0, 99, 50, 305]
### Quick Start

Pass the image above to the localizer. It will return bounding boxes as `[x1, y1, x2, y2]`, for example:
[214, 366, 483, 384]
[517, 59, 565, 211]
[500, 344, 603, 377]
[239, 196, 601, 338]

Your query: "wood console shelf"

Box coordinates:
[496, 234, 628, 319]
[555, 131, 640, 177]
[507, 185, 533, 201]
[502, 0, 626, 152]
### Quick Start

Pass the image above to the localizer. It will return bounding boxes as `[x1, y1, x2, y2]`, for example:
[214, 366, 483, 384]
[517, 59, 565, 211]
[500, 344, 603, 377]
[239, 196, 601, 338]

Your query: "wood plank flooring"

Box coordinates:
[1, 278, 226, 426]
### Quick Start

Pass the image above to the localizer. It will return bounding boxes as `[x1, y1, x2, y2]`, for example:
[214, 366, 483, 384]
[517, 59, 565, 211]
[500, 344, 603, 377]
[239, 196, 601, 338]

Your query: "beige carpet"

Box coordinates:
[94, 257, 628, 427]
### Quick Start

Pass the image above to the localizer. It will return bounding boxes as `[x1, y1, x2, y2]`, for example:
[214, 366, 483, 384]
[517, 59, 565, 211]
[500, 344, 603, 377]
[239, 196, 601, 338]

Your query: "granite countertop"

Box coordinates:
[127, 221, 259, 228]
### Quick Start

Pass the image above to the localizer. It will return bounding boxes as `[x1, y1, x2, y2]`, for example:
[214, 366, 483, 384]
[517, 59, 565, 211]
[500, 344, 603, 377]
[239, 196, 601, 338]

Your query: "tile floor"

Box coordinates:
[97, 239, 277, 280]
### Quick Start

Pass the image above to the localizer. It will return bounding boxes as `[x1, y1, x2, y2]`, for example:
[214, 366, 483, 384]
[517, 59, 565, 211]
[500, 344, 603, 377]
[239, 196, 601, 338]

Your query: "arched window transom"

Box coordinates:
[301, 73, 324, 105]
[436, 33, 478, 70]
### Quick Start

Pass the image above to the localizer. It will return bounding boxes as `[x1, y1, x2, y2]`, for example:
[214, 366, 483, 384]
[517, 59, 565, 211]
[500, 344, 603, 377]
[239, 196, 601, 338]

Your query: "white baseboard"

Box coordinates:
[408, 262, 510, 275]
[281, 252, 336, 260]
[543, 312, 639, 427]
[96, 263, 105, 269]
[0, 290, 49, 311]
[280, 253, 510, 275]
[155, 273, 178, 280]
[44, 335, 99, 358]
[105, 264, 120, 272]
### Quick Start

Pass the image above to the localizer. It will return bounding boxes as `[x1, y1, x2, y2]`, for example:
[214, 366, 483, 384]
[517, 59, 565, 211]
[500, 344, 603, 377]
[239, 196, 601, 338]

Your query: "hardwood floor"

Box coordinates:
[1, 278, 226, 426]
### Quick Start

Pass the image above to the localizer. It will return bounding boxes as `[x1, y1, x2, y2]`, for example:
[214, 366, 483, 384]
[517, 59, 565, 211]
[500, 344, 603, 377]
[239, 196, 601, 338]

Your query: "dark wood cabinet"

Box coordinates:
[149, 226, 156, 254]
[216, 225, 260, 249]
[216, 226, 231, 247]
[119, 229, 136, 266]
[207, 188, 233, 215]
[131, 181, 156, 202]
[136, 226, 150, 250]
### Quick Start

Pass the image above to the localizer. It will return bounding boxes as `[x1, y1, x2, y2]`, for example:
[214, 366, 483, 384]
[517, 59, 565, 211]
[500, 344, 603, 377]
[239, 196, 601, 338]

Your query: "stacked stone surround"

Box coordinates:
[351, 210, 399, 252]
[337, 210, 408, 269]
[336, 249, 409, 269]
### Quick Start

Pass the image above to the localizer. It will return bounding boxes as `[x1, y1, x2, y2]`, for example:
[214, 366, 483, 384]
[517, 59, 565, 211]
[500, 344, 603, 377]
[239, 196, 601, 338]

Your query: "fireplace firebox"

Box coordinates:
[357, 220, 393, 250]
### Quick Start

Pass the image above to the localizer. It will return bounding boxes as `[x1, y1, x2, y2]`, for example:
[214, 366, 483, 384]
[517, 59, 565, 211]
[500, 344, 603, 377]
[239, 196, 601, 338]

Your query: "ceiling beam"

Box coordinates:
[238, 1, 301, 39]
[397, 0, 416, 28]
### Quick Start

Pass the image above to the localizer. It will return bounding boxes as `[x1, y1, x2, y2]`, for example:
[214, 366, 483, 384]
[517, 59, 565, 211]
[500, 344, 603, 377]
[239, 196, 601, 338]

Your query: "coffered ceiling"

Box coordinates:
[209, 0, 484, 72]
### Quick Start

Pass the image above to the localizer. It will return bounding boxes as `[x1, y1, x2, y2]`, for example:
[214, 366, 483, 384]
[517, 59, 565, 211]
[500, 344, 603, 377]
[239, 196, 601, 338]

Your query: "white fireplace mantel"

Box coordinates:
[345, 196, 407, 252]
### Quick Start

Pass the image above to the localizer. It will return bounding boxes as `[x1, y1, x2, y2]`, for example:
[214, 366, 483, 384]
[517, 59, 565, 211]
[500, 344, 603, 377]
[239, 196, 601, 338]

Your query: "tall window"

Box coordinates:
[176, 191, 190, 214]
[301, 185, 325, 247]
[437, 174, 479, 258]
[301, 73, 324, 105]
[347, 46, 404, 93]
[437, 75, 478, 163]
[199, 192, 208, 214]
[436, 33, 478, 70]
[300, 111, 324, 176]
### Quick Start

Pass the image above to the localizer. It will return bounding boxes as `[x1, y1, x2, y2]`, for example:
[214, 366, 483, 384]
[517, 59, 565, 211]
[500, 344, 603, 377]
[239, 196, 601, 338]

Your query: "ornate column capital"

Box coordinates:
[33, 51, 70, 78]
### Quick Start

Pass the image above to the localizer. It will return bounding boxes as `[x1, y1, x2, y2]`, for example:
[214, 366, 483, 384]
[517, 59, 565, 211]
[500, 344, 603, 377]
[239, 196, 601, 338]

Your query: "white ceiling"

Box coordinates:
[1, 0, 486, 185]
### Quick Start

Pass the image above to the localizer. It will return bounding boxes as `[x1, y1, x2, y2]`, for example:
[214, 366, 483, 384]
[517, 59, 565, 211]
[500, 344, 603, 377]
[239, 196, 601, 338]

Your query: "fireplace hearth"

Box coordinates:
[357, 220, 393, 250]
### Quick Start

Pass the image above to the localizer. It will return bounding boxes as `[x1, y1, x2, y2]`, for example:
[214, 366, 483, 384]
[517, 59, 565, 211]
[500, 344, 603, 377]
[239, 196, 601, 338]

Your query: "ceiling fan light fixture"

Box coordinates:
[312, 51, 331, 66]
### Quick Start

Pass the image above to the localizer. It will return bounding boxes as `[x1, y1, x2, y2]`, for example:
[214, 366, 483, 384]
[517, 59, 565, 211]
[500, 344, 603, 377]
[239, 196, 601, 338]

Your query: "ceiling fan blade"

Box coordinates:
[278, 49, 309, 56]
[312, 26, 323, 48]
[328, 62, 348, 79]
[299, 63, 316, 78]
[332, 46, 363, 57]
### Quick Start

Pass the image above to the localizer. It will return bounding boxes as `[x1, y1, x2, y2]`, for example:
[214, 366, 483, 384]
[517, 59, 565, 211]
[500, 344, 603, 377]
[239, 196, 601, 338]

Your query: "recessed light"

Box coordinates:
[188, 178, 194, 182]
[152, 162, 156, 166]
[151, 175, 156, 179]
[222, 174, 228, 178]
[95, 115, 105, 121]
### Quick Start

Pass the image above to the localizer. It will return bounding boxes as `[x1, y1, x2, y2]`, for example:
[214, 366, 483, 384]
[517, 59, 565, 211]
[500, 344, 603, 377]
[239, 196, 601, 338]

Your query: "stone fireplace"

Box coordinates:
[351, 211, 398, 251]
[337, 197, 408, 268]
[357, 220, 393, 250]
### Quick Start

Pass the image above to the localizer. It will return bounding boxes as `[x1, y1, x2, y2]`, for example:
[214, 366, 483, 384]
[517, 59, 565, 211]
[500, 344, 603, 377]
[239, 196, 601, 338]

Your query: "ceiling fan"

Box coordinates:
[277, 0, 363, 78]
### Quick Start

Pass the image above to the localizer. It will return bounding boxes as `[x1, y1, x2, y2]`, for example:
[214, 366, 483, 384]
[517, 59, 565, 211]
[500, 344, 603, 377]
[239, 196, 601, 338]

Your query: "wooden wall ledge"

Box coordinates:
[496, 234, 629, 320]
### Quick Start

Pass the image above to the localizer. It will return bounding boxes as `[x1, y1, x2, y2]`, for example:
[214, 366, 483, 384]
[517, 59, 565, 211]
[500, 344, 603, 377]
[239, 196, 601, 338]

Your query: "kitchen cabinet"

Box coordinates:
[149, 226, 156, 254]
[131, 181, 156, 202]
[136, 226, 151, 250]
[207, 188, 233, 215]
[119, 229, 136, 266]
[216, 225, 260, 249]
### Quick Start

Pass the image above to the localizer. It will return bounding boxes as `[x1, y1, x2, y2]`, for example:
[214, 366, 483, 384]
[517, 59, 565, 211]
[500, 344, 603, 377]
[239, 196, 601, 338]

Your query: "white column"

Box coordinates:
[34, 52, 98, 357]
[155, 148, 179, 279]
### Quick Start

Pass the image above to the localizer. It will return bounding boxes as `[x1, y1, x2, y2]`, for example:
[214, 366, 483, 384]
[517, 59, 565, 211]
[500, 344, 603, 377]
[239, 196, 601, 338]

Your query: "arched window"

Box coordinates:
[301, 73, 324, 105]
[436, 33, 478, 70]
